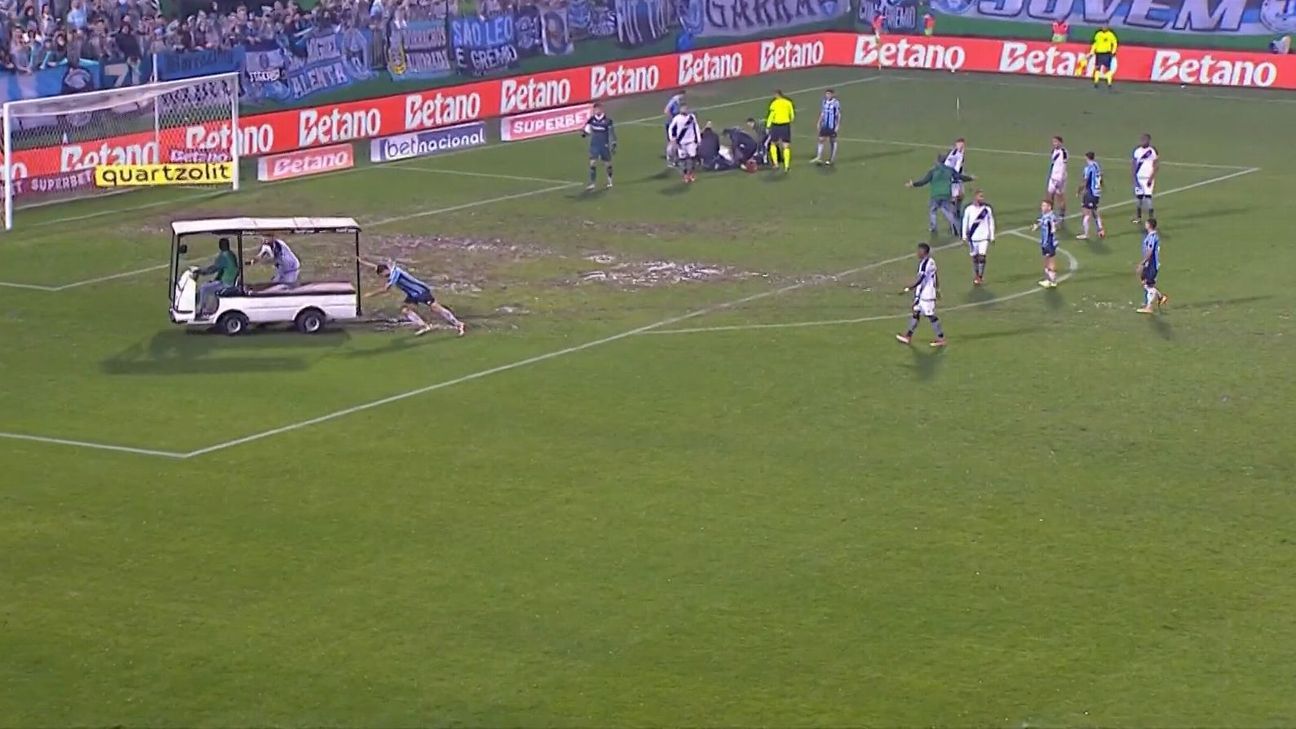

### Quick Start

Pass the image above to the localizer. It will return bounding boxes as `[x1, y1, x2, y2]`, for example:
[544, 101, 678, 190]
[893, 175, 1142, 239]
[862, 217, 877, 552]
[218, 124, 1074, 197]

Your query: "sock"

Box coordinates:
[1147, 207, 1154, 219]
[769, 144, 780, 167]
[435, 305, 461, 326]
[1144, 287, 1155, 306]
[816, 142, 824, 160]
[977, 256, 987, 278]
[783, 146, 791, 170]
[929, 316, 945, 338]
[589, 164, 596, 184]
[1092, 69, 1101, 84]
[606, 165, 613, 182]
[830, 140, 837, 162]
[404, 310, 427, 327]
[1082, 216, 1090, 236]
[1047, 266, 1056, 282]
[906, 316, 919, 335]
[1094, 212, 1104, 230]
[1105, 70, 1114, 86]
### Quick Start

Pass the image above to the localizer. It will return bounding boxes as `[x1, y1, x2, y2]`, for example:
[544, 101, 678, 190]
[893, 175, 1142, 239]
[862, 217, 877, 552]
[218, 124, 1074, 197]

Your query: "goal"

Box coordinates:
[2, 72, 241, 231]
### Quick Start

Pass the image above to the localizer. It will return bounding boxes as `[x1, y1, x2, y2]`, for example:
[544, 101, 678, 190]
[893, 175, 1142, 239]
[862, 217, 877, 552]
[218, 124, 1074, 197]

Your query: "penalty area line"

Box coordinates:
[0, 431, 187, 459]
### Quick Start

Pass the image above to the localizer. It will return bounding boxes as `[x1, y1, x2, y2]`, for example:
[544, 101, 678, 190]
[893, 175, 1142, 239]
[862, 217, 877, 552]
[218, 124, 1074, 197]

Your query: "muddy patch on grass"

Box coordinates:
[575, 253, 766, 288]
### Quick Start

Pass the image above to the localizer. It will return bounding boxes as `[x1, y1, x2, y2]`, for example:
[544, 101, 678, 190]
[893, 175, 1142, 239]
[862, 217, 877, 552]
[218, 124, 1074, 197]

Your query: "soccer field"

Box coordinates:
[3, 68, 1295, 726]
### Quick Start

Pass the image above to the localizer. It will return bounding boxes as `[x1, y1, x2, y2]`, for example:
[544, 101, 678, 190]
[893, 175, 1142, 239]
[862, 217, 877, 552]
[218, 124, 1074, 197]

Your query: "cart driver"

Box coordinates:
[248, 234, 301, 286]
[195, 237, 240, 319]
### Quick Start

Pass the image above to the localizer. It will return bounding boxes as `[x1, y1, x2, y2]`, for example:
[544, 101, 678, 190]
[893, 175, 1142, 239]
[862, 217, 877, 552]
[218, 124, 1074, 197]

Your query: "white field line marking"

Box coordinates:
[53, 264, 170, 290]
[882, 70, 1296, 106]
[0, 431, 186, 459]
[0, 152, 1258, 458]
[837, 137, 1249, 171]
[645, 166, 1259, 335]
[379, 167, 578, 185]
[643, 247, 1079, 336]
[1, 76, 883, 291]
[364, 182, 581, 228]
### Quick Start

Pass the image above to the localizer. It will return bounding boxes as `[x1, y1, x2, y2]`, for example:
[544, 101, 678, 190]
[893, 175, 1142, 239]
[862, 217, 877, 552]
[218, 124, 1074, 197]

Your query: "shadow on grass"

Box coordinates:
[904, 344, 945, 381]
[658, 182, 692, 195]
[1080, 235, 1112, 255]
[958, 326, 1045, 342]
[1170, 294, 1272, 311]
[856, 148, 915, 163]
[100, 328, 349, 376]
[1147, 314, 1174, 340]
[964, 285, 997, 304]
[341, 333, 445, 358]
[1044, 286, 1065, 310]
[1165, 206, 1253, 224]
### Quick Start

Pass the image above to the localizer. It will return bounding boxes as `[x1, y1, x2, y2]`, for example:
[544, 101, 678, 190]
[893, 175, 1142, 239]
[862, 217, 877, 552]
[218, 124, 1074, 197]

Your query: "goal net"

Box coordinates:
[2, 72, 240, 231]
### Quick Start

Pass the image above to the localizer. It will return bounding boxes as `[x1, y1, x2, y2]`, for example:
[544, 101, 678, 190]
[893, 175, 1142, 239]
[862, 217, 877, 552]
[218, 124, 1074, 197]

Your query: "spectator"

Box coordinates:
[40, 27, 67, 66]
[64, 0, 84, 28]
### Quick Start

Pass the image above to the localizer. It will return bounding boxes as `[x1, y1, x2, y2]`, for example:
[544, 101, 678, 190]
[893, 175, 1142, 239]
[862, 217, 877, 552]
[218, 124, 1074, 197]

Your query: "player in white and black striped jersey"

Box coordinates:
[896, 242, 947, 347]
[944, 137, 967, 215]
[668, 104, 701, 184]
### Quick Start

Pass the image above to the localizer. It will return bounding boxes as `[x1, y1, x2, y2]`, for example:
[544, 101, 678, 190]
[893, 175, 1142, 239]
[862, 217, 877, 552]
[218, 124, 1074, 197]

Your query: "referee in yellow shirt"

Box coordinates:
[766, 89, 795, 172]
[1090, 25, 1118, 89]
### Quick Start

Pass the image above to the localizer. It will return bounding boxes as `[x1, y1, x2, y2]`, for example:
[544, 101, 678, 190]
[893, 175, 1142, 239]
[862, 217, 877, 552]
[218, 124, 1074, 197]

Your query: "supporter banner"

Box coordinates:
[156, 48, 242, 82]
[452, 15, 520, 77]
[10, 34, 1296, 179]
[859, 0, 920, 33]
[0, 61, 99, 105]
[543, 9, 576, 54]
[368, 122, 488, 162]
[927, 0, 1296, 44]
[242, 27, 374, 104]
[258, 143, 355, 181]
[99, 58, 155, 89]
[616, 0, 672, 47]
[388, 18, 454, 81]
[515, 5, 545, 57]
[500, 103, 593, 141]
[679, 0, 850, 38]
[568, 0, 616, 41]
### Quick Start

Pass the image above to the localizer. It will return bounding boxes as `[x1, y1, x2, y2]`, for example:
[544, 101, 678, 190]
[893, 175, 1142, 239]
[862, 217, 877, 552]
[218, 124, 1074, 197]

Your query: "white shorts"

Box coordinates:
[951, 182, 964, 198]
[1047, 174, 1067, 195]
[967, 239, 990, 256]
[677, 142, 698, 160]
[914, 298, 936, 317]
[272, 267, 300, 285]
[1135, 177, 1155, 196]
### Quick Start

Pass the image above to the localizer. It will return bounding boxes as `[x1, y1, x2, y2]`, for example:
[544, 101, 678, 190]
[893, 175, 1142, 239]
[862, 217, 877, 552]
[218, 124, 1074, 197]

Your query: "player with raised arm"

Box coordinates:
[1046, 135, 1070, 220]
[1076, 151, 1106, 240]
[247, 234, 301, 286]
[896, 242, 947, 347]
[907, 152, 973, 237]
[1132, 133, 1159, 225]
[663, 90, 685, 166]
[1033, 199, 1061, 288]
[359, 257, 466, 337]
[582, 103, 616, 190]
[812, 89, 841, 166]
[961, 189, 995, 286]
[1136, 218, 1168, 314]
[945, 137, 967, 215]
[667, 103, 701, 184]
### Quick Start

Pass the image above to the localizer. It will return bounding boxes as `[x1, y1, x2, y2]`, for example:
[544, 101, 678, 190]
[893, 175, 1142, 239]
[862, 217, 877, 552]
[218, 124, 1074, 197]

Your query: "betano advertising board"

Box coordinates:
[8, 33, 1295, 179]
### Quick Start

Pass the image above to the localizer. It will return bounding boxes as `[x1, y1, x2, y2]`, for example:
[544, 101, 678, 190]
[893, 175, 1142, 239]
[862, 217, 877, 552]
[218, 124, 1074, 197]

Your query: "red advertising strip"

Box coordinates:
[256, 143, 355, 182]
[11, 34, 1296, 179]
[501, 103, 594, 142]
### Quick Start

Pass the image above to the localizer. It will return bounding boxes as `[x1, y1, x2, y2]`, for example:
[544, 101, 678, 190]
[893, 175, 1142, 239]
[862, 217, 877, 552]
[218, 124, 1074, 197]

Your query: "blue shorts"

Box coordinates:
[818, 125, 837, 138]
[590, 144, 611, 162]
[403, 288, 435, 305]
[1041, 243, 1058, 257]
[1141, 266, 1158, 285]
[1082, 193, 1100, 210]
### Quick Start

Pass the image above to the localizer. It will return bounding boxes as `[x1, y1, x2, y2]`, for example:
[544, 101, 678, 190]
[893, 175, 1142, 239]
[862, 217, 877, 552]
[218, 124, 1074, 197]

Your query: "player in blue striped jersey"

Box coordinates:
[663, 90, 686, 165]
[1076, 151, 1106, 240]
[1136, 218, 1168, 313]
[1032, 199, 1061, 288]
[361, 257, 466, 336]
[812, 89, 841, 166]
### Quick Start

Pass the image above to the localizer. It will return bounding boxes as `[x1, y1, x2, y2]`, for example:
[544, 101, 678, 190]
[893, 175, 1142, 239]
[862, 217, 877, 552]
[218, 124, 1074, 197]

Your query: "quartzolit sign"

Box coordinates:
[9, 33, 1295, 178]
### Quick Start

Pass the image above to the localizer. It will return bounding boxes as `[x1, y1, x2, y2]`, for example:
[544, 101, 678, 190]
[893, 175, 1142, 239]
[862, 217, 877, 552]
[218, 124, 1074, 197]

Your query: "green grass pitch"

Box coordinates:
[2, 68, 1295, 726]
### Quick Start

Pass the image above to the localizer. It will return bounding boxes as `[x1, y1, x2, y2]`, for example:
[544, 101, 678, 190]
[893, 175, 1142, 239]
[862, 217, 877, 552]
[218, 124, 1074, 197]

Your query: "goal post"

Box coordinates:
[2, 72, 241, 231]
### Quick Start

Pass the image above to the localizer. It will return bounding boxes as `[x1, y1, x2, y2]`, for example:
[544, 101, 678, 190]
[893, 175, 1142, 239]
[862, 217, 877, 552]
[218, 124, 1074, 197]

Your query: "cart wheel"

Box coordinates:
[217, 311, 249, 336]
[295, 308, 326, 334]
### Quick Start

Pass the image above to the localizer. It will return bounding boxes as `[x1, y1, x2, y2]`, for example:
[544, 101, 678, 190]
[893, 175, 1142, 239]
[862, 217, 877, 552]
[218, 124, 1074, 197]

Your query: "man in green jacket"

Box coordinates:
[906, 152, 975, 236]
[195, 237, 240, 318]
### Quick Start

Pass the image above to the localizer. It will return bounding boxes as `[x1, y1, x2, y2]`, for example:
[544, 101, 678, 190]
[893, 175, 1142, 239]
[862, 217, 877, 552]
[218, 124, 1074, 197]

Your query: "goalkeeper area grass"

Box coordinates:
[2, 67, 1294, 726]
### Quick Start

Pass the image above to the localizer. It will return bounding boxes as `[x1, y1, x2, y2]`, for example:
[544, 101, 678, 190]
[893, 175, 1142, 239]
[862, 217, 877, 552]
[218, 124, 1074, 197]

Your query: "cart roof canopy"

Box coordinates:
[171, 217, 361, 236]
